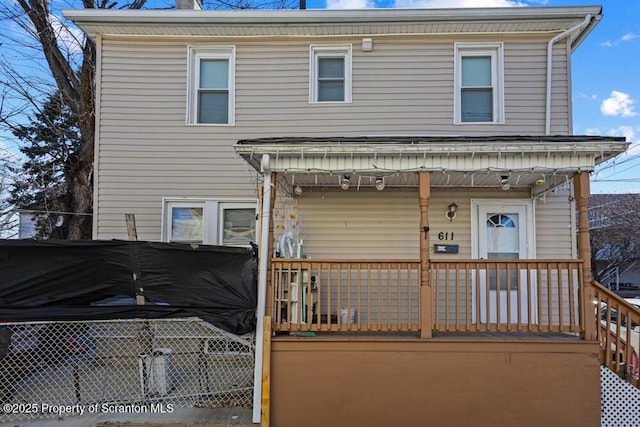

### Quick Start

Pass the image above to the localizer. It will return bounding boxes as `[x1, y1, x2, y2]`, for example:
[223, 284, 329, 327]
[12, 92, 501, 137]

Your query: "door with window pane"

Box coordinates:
[475, 203, 537, 324]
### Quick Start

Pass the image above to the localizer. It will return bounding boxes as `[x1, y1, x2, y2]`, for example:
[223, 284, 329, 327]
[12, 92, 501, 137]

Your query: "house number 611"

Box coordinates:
[438, 232, 454, 241]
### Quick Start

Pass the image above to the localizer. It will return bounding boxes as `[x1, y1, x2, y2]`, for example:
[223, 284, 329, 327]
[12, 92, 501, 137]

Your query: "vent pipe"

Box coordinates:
[176, 0, 202, 10]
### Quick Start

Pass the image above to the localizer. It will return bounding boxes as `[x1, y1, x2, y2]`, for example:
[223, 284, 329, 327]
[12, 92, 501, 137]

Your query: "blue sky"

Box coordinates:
[1, 0, 639, 194]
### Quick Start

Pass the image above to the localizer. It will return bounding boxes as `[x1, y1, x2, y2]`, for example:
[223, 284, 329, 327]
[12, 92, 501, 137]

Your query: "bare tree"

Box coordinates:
[0, 0, 152, 239]
[588, 193, 640, 286]
[0, 0, 298, 239]
[0, 153, 18, 238]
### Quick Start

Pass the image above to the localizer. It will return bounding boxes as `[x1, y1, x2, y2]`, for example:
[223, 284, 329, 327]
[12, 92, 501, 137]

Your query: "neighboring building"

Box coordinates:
[65, 4, 632, 426]
[590, 193, 640, 295]
[17, 212, 37, 239]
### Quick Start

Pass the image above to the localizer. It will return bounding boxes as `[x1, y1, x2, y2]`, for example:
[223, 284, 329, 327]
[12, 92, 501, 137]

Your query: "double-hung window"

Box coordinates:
[187, 46, 235, 125]
[163, 199, 256, 246]
[454, 43, 504, 124]
[309, 45, 352, 103]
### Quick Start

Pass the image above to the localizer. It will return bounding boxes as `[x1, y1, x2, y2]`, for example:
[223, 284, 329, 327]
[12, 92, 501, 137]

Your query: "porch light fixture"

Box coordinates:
[446, 202, 458, 222]
[500, 176, 510, 191]
[375, 177, 385, 191]
[341, 175, 351, 191]
[294, 185, 303, 196]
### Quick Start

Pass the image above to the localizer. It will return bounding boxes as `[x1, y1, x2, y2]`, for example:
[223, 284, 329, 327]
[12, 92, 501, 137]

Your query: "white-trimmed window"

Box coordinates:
[163, 199, 256, 246]
[187, 46, 235, 125]
[309, 44, 352, 103]
[454, 43, 504, 124]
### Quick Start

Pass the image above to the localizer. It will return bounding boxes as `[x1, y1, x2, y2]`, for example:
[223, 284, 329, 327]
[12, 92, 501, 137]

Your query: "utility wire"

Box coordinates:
[13, 209, 93, 216]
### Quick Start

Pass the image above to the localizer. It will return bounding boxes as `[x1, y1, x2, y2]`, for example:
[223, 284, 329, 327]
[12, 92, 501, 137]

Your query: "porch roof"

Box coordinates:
[235, 135, 628, 194]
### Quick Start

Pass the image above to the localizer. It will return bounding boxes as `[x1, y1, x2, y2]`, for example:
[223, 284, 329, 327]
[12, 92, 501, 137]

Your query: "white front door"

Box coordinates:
[473, 201, 537, 324]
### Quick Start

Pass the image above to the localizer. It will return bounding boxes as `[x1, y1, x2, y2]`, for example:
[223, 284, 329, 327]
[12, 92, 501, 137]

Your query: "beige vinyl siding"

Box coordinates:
[95, 34, 570, 239]
[535, 188, 575, 259]
[283, 187, 573, 260]
[549, 38, 572, 134]
[535, 188, 578, 326]
[291, 188, 420, 260]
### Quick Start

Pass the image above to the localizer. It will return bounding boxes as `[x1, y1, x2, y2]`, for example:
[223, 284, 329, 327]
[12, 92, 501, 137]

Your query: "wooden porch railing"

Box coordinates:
[593, 281, 639, 388]
[270, 258, 592, 336]
[430, 260, 585, 334]
[270, 259, 421, 332]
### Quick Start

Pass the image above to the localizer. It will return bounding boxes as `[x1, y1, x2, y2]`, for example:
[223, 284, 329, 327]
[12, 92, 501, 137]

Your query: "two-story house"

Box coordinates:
[65, 3, 633, 426]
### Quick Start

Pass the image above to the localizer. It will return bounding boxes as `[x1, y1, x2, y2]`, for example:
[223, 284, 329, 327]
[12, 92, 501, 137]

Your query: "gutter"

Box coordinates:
[63, 6, 603, 26]
[252, 154, 271, 424]
[545, 13, 597, 135]
[235, 140, 629, 156]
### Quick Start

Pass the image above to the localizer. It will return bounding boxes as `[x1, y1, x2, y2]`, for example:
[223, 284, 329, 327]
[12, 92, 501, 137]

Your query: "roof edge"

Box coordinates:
[63, 6, 603, 26]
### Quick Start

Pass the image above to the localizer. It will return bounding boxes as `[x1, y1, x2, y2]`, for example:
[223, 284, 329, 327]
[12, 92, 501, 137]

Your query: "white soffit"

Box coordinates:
[63, 6, 602, 47]
[235, 137, 629, 175]
[244, 151, 598, 175]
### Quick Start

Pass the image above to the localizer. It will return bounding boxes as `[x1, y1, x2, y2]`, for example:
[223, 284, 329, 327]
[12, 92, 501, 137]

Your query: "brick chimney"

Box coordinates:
[176, 0, 202, 10]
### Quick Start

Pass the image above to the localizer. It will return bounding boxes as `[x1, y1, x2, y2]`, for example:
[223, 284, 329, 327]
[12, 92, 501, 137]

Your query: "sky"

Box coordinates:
[1, 0, 639, 194]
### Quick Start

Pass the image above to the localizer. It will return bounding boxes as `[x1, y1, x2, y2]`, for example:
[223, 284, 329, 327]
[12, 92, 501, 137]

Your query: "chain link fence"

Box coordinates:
[0, 318, 255, 423]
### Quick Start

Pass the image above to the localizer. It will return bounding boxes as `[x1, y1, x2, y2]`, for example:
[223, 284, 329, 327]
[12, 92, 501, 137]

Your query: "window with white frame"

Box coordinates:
[309, 44, 352, 103]
[187, 46, 235, 125]
[454, 43, 504, 124]
[164, 199, 256, 246]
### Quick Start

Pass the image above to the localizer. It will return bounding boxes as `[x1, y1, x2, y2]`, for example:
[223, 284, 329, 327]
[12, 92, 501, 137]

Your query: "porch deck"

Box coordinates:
[270, 328, 599, 427]
[273, 330, 581, 342]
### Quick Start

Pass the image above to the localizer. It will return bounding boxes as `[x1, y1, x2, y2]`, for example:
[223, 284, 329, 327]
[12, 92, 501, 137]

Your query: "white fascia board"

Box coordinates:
[235, 141, 628, 174]
[235, 141, 628, 157]
[62, 7, 602, 25]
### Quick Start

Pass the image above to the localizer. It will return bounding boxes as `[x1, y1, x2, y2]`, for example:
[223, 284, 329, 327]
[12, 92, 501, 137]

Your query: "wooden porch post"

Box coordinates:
[574, 172, 596, 341]
[419, 173, 432, 339]
[265, 172, 277, 323]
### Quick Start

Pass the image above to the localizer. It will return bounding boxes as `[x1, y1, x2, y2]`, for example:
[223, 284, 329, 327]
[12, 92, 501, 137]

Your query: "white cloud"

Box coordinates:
[50, 13, 84, 57]
[600, 91, 637, 118]
[326, 0, 375, 8]
[392, 0, 526, 8]
[0, 140, 19, 164]
[585, 126, 635, 141]
[621, 33, 639, 42]
[601, 32, 639, 47]
[576, 93, 598, 101]
[585, 126, 638, 158]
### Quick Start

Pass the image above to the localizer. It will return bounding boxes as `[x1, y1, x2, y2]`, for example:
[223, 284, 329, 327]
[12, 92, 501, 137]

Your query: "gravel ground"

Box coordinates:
[0, 407, 254, 427]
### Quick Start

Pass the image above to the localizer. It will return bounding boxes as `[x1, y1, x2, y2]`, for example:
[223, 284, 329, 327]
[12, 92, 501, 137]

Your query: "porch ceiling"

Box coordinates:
[235, 135, 628, 195]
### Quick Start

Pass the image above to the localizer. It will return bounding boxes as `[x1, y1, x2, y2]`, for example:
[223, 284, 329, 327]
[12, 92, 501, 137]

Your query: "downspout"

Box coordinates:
[252, 154, 271, 423]
[545, 14, 592, 135]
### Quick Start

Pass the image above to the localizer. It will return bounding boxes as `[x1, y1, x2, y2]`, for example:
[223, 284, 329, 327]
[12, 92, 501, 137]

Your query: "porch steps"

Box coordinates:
[600, 366, 640, 426]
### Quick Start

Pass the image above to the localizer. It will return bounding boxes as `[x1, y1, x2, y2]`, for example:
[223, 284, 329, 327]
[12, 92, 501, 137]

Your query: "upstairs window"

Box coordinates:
[309, 45, 352, 103]
[455, 43, 504, 124]
[187, 46, 235, 125]
[163, 199, 256, 246]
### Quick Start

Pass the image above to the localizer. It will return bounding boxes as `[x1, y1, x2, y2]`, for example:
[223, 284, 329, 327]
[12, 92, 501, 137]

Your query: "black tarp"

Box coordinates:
[0, 240, 258, 335]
